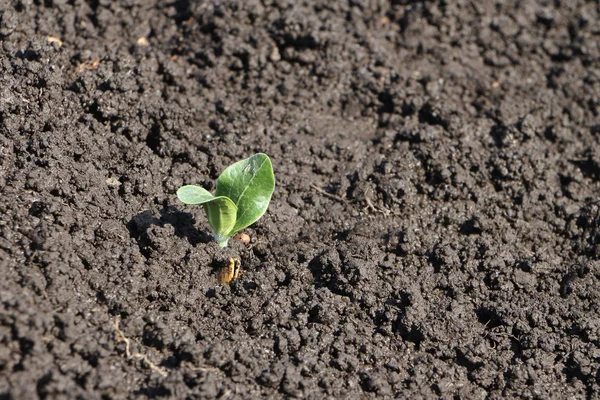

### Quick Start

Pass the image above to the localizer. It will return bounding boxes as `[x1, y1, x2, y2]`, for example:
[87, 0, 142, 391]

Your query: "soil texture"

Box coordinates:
[1, 0, 600, 398]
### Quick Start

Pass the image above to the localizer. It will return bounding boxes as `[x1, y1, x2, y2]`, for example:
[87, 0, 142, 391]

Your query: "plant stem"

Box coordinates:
[215, 235, 229, 248]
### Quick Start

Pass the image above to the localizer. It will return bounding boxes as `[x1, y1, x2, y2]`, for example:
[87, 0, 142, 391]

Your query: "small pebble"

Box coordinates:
[233, 232, 251, 244]
[136, 37, 149, 47]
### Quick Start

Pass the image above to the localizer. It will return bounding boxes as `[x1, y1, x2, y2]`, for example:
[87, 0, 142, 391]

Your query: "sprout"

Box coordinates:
[177, 153, 275, 247]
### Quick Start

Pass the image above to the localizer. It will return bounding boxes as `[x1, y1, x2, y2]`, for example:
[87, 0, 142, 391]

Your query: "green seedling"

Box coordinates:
[177, 153, 275, 247]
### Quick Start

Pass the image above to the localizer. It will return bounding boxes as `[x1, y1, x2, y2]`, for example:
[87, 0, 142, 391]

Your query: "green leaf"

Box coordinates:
[215, 153, 275, 234]
[177, 185, 214, 205]
[177, 185, 238, 247]
[204, 197, 237, 247]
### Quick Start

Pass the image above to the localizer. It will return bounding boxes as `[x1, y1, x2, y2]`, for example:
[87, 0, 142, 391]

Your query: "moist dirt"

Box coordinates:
[1, 1, 600, 399]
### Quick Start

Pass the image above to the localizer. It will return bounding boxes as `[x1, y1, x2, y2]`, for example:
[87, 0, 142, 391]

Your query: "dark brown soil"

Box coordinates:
[1, 1, 600, 398]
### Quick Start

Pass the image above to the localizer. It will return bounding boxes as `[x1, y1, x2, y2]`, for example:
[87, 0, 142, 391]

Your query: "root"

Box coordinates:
[112, 318, 168, 377]
[310, 184, 346, 202]
[363, 188, 390, 215]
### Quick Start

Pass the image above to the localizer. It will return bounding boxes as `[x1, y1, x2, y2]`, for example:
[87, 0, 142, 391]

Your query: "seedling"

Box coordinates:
[177, 153, 275, 247]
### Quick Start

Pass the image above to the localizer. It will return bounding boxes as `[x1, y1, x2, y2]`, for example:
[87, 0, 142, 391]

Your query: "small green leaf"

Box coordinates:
[215, 153, 275, 234]
[177, 185, 238, 247]
[177, 185, 214, 205]
[204, 196, 237, 247]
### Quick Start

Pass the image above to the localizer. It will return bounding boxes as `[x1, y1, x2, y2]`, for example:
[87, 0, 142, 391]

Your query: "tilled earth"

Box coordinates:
[1, 1, 600, 398]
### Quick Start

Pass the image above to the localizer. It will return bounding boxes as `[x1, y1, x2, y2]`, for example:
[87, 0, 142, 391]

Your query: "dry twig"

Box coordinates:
[363, 188, 390, 215]
[310, 184, 346, 202]
[112, 318, 168, 377]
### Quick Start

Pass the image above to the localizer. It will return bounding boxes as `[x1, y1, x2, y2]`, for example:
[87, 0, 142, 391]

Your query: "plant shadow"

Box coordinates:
[127, 205, 213, 251]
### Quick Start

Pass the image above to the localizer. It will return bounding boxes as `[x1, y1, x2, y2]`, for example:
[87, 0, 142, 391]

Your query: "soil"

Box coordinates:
[1, 0, 599, 399]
